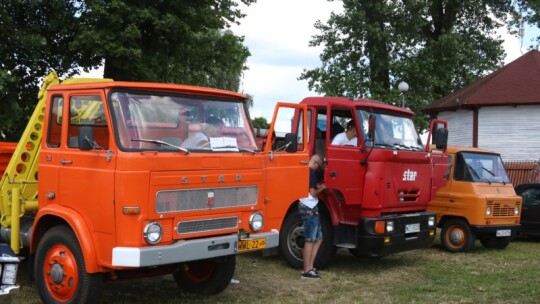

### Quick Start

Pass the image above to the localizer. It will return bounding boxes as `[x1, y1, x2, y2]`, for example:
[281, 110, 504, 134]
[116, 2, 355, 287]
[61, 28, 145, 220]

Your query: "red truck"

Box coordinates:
[0, 72, 309, 302]
[262, 97, 449, 268]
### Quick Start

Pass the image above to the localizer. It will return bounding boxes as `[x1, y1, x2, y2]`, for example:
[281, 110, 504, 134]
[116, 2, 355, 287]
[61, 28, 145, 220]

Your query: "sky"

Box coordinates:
[81, 0, 538, 121]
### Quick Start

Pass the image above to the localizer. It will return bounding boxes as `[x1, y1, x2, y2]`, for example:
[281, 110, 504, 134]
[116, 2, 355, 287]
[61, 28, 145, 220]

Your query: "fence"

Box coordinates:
[503, 161, 537, 186]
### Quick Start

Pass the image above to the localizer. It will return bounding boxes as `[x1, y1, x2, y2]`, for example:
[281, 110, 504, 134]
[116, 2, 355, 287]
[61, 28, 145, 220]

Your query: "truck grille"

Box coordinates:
[177, 217, 238, 234]
[487, 201, 520, 216]
[155, 186, 258, 213]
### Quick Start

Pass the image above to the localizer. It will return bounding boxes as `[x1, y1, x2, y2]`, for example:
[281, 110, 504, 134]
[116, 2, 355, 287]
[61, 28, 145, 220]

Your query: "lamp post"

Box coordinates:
[398, 81, 409, 108]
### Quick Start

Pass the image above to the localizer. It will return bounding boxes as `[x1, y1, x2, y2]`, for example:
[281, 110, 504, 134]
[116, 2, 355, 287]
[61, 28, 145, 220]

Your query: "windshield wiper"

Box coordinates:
[131, 138, 189, 155]
[211, 145, 256, 155]
[465, 163, 491, 184]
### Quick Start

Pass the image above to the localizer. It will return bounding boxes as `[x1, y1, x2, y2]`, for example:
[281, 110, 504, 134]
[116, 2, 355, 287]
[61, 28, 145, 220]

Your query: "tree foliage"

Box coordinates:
[0, 0, 254, 140]
[251, 116, 270, 129]
[300, 0, 532, 131]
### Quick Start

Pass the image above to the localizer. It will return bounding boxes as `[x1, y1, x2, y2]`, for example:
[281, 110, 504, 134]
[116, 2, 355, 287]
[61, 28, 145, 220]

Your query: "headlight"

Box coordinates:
[515, 207, 519, 215]
[144, 222, 163, 244]
[486, 206, 492, 216]
[249, 212, 264, 232]
[386, 221, 394, 233]
[428, 216, 436, 227]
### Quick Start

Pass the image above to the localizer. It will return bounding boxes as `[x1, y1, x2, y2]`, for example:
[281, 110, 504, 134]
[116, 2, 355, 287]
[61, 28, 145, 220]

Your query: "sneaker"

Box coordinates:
[230, 278, 240, 284]
[300, 270, 320, 280]
[310, 268, 319, 276]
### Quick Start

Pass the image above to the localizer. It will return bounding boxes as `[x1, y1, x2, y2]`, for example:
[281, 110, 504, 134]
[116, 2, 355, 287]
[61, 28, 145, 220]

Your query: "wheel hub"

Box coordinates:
[449, 230, 464, 243]
[50, 263, 65, 284]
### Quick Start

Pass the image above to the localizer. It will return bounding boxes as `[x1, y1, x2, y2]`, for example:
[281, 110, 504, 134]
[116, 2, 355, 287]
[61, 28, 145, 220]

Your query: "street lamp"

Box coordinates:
[398, 81, 409, 108]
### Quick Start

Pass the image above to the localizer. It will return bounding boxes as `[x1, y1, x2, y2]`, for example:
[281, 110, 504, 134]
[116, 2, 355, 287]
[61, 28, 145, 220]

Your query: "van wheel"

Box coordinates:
[480, 236, 511, 250]
[35, 225, 103, 304]
[173, 255, 235, 295]
[279, 209, 335, 269]
[440, 219, 476, 252]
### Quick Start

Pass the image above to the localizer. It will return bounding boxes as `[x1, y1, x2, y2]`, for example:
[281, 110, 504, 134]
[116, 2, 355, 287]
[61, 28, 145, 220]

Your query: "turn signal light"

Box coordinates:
[375, 221, 385, 234]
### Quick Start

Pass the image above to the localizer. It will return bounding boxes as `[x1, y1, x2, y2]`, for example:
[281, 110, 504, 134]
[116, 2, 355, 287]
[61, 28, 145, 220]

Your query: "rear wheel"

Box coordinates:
[440, 219, 476, 252]
[173, 255, 235, 295]
[480, 236, 511, 250]
[279, 208, 335, 269]
[35, 225, 103, 304]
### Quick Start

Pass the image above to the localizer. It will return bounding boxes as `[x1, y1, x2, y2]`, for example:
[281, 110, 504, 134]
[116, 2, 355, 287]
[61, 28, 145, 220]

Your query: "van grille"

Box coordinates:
[177, 217, 238, 234]
[487, 201, 520, 216]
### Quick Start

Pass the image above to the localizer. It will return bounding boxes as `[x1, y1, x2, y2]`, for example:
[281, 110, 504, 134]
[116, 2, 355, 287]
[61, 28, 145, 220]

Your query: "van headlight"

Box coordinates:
[486, 206, 492, 216]
[514, 207, 519, 215]
[144, 222, 163, 244]
[249, 212, 264, 232]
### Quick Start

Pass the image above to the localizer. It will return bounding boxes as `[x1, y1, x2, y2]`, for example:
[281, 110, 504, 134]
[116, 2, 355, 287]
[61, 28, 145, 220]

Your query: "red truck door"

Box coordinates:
[323, 106, 366, 205]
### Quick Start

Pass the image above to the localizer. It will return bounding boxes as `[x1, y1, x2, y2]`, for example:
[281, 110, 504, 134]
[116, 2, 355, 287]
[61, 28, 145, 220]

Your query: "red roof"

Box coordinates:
[423, 50, 540, 114]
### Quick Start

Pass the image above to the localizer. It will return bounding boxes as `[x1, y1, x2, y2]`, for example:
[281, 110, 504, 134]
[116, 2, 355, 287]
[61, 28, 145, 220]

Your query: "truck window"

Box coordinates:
[357, 109, 423, 151]
[68, 96, 109, 149]
[109, 91, 257, 152]
[329, 109, 356, 146]
[271, 107, 304, 152]
[46, 96, 63, 148]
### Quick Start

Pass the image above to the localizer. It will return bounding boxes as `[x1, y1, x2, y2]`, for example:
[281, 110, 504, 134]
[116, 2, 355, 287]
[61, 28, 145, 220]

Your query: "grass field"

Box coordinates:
[2, 237, 539, 304]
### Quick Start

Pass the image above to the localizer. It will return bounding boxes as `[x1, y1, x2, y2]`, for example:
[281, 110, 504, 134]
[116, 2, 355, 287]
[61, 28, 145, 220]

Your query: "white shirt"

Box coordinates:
[331, 132, 357, 146]
[181, 132, 208, 148]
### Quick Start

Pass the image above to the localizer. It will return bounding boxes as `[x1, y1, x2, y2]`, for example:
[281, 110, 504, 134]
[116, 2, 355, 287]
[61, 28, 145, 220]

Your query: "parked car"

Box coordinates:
[515, 184, 540, 237]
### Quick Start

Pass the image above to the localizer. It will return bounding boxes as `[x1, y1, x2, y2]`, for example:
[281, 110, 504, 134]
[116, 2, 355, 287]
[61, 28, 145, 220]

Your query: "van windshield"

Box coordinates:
[454, 152, 510, 183]
[109, 91, 258, 152]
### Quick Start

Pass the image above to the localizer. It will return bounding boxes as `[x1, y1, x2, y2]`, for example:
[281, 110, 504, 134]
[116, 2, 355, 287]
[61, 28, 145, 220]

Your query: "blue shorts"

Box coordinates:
[302, 214, 323, 242]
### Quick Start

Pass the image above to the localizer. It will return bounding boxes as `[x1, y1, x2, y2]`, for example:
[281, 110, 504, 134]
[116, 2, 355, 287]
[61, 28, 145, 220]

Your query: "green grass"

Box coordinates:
[3, 238, 539, 304]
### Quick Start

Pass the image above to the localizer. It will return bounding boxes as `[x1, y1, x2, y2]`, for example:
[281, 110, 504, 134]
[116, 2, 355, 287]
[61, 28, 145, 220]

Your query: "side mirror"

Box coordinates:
[79, 126, 95, 151]
[435, 127, 448, 150]
[284, 133, 297, 153]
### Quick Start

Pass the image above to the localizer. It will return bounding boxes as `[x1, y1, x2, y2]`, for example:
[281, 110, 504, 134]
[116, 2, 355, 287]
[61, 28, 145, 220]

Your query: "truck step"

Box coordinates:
[335, 243, 356, 249]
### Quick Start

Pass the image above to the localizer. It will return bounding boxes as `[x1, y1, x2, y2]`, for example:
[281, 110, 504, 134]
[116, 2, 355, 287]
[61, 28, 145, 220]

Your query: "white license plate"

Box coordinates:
[405, 223, 420, 234]
[496, 229, 511, 237]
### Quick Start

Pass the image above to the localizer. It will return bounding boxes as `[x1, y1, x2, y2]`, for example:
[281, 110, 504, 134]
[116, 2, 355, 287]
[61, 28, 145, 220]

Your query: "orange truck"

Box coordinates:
[428, 145, 521, 252]
[0, 72, 309, 302]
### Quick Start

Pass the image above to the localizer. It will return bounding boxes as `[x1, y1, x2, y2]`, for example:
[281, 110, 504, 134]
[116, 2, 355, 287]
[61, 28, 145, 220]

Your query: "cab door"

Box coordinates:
[324, 105, 366, 205]
[57, 92, 118, 257]
[263, 103, 309, 230]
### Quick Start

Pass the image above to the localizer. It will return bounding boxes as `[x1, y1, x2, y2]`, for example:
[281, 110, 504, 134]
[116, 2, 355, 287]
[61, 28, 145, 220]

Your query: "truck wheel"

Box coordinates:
[279, 209, 335, 269]
[35, 225, 103, 304]
[440, 219, 476, 252]
[173, 255, 235, 295]
[480, 236, 511, 249]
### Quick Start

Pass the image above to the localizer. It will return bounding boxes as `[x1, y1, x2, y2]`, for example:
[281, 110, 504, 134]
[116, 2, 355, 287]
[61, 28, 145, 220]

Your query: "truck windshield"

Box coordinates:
[454, 152, 511, 183]
[357, 109, 424, 151]
[109, 91, 258, 152]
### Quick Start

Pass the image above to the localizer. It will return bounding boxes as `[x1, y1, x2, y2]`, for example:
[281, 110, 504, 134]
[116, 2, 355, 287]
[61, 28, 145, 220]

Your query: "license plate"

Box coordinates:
[405, 223, 420, 234]
[236, 238, 266, 252]
[496, 229, 511, 237]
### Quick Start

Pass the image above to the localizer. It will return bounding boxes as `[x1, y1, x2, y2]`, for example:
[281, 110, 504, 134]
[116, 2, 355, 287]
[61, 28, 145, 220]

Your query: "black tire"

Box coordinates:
[440, 218, 476, 252]
[279, 208, 335, 269]
[34, 225, 103, 304]
[480, 236, 511, 250]
[173, 255, 236, 295]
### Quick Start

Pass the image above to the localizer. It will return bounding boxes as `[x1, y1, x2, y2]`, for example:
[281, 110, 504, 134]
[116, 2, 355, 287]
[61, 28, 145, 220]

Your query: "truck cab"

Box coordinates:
[429, 146, 521, 252]
[269, 97, 448, 269]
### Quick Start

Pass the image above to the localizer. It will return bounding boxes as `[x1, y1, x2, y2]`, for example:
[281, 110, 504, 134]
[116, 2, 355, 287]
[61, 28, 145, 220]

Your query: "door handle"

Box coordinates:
[60, 159, 73, 165]
[300, 160, 309, 164]
[330, 171, 336, 177]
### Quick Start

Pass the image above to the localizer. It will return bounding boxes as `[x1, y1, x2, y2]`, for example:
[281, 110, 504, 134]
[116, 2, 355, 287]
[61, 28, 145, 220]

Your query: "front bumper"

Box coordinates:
[471, 224, 521, 238]
[356, 212, 437, 257]
[112, 230, 279, 267]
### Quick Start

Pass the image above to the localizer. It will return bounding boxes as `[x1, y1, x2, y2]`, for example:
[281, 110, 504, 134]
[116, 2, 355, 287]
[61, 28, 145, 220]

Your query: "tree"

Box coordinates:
[251, 116, 270, 129]
[74, 0, 254, 91]
[300, 0, 526, 131]
[0, 0, 255, 140]
[0, 0, 84, 140]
